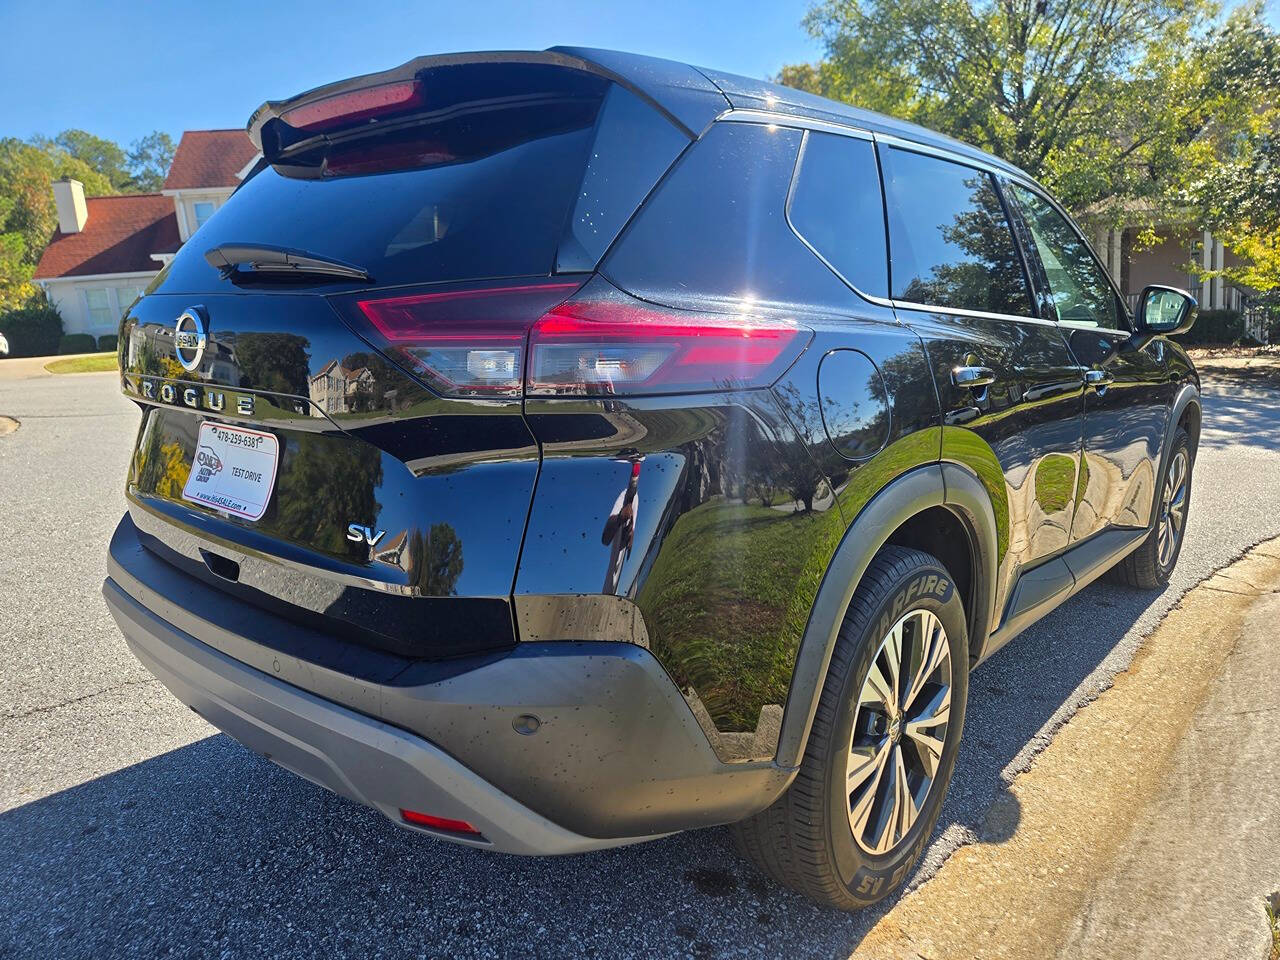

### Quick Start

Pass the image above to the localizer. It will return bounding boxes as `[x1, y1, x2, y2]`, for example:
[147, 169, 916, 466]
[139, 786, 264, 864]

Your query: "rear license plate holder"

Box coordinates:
[181, 421, 280, 521]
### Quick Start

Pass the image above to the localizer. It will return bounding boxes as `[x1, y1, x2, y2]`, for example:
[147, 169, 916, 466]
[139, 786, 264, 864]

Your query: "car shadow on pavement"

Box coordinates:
[1, 581, 1161, 960]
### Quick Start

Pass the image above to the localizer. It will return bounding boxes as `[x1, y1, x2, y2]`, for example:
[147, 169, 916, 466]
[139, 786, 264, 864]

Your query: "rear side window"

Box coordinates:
[787, 131, 888, 299]
[160, 66, 683, 293]
[881, 147, 1031, 317]
[605, 122, 856, 311]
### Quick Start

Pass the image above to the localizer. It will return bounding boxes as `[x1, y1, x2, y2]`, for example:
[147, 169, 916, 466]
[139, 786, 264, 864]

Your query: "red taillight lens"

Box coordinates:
[400, 809, 482, 835]
[347, 281, 807, 399]
[527, 300, 804, 396]
[283, 80, 425, 132]
[355, 281, 583, 397]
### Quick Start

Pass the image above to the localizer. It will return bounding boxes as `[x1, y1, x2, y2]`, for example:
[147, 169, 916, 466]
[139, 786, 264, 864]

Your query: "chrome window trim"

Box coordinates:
[718, 110, 1064, 330]
[889, 298, 1057, 327]
[717, 108, 874, 141]
[875, 138, 1048, 326]
[873, 132, 1026, 184]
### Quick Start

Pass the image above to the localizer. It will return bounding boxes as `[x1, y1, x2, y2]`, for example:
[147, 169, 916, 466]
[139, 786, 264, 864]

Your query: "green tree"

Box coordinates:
[126, 132, 176, 192]
[782, 0, 1279, 226]
[1184, 9, 1280, 293]
[43, 130, 131, 190]
[0, 138, 114, 307]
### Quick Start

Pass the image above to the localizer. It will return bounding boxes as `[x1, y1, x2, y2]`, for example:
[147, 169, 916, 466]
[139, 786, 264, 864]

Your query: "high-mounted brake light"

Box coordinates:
[346, 281, 807, 399]
[282, 80, 425, 132]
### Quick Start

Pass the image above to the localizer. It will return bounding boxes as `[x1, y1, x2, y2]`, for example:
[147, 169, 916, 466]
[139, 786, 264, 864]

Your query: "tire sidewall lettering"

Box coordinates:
[826, 563, 966, 898]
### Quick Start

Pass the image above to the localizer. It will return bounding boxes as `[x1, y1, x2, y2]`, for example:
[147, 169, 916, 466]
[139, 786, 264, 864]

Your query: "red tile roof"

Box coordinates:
[163, 129, 259, 190]
[33, 194, 180, 279]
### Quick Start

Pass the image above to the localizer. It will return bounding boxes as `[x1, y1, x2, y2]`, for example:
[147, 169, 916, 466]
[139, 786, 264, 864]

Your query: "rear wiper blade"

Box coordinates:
[205, 243, 370, 282]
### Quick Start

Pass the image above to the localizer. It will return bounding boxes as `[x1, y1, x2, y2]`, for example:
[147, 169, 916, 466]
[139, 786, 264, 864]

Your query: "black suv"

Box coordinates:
[105, 48, 1201, 910]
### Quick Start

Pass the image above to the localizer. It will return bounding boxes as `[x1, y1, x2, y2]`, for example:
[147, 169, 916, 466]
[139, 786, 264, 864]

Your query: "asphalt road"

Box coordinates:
[1, 364, 1278, 959]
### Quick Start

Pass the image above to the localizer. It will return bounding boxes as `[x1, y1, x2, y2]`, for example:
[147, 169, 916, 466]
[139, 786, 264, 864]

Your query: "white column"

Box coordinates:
[1201, 230, 1213, 304]
[1211, 239, 1225, 309]
[1108, 230, 1122, 285]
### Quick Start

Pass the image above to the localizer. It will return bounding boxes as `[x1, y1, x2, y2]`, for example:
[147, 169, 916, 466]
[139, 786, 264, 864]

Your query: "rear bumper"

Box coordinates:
[104, 514, 790, 849]
[105, 576, 644, 854]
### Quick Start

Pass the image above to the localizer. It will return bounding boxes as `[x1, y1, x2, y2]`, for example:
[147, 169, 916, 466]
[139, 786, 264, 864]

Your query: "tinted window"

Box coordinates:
[1009, 184, 1123, 330]
[606, 122, 856, 311]
[161, 68, 653, 292]
[788, 132, 888, 298]
[882, 147, 1031, 316]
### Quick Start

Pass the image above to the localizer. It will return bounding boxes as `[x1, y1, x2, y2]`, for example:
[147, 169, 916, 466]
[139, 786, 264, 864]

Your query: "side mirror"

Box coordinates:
[1135, 285, 1197, 336]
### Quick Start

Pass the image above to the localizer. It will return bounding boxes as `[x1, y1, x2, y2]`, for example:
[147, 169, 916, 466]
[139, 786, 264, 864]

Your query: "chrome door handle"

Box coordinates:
[1084, 368, 1114, 388]
[952, 365, 996, 389]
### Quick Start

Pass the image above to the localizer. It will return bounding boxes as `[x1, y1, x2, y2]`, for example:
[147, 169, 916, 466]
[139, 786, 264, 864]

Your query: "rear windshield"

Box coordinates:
[159, 66, 685, 293]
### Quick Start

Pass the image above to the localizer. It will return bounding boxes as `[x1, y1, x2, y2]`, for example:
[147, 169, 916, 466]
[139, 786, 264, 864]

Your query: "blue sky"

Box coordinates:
[0, 0, 822, 146]
[3, 0, 1274, 148]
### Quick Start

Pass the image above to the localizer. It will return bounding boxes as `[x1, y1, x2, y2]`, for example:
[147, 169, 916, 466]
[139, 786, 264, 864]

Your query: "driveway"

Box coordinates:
[1, 363, 1278, 959]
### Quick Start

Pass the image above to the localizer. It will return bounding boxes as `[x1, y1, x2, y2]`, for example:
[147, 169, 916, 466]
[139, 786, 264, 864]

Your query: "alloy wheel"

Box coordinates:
[847, 608, 953, 855]
[1157, 449, 1189, 570]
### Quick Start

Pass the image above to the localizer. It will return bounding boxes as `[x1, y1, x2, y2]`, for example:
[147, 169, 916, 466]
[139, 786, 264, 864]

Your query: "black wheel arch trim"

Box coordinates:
[774, 461, 998, 770]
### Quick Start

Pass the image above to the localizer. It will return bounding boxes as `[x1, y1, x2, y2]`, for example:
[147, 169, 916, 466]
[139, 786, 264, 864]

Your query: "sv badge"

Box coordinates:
[346, 524, 386, 547]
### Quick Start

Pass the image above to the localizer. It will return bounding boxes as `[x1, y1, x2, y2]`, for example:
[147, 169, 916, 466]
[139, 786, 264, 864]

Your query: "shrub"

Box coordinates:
[0, 294, 63, 357]
[58, 333, 98, 354]
[97, 333, 118, 353]
[1176, 308, 1243, 345]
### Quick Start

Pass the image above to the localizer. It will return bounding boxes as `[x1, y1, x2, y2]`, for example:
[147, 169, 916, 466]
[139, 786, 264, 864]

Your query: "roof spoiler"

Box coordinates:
[245, 48, 716, 152]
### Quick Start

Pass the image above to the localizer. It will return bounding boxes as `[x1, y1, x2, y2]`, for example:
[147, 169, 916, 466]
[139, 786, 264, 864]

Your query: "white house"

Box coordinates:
[33, 129, 260, 341]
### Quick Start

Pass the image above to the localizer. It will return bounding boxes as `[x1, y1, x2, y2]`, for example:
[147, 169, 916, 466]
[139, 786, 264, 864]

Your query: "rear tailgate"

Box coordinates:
[119, 59, 691, 659]
[122, 290, 535, 658]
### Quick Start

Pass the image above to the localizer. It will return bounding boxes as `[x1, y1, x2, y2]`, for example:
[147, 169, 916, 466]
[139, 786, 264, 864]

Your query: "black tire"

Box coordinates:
[1108, 428, 1193, 589]
[732, 545, 968, 911]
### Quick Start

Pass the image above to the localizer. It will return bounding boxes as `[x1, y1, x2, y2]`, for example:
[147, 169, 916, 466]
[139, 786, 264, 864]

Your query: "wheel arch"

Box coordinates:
[1155, 384, 1201, 528]
[774, 462, 998, 770]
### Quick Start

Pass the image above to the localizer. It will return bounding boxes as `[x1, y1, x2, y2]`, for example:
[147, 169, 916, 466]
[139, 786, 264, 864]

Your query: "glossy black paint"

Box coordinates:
[110, 50, 1202, 822]
[1063, 326, 1177, 541]
[909, 312, 1087, 627]
[120, 291, 540, 657]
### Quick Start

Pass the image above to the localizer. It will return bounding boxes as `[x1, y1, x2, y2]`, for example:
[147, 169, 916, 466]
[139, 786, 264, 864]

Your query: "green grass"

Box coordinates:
[44, 353, 117, 374]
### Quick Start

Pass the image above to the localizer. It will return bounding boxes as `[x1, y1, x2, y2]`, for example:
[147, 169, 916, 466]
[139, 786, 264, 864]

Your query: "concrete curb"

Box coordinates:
[854, 537, 1280, 960]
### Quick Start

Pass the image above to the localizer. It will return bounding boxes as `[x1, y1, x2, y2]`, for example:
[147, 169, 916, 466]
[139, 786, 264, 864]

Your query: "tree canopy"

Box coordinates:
[780, 0, 1280, 290]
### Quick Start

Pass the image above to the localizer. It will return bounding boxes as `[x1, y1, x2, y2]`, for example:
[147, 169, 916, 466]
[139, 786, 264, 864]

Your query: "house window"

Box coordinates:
[84, 288, 114, 330]
[114, 286, 144, 312]
[192, 201, 216, 230]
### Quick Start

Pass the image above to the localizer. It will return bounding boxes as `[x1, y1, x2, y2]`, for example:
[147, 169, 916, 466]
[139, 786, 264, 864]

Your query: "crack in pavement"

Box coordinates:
[2, 677, 160, 722]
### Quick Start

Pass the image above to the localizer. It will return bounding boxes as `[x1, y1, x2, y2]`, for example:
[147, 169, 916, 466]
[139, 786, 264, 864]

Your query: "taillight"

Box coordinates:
[283, 80, 425, 132]
[354, 281, 583, 397]
[528, 300, 804, 396]
[344, 279, 807, 399]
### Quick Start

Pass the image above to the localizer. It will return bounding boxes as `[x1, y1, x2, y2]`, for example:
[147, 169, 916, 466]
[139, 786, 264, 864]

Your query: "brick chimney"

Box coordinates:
[52, 177, 88, 234]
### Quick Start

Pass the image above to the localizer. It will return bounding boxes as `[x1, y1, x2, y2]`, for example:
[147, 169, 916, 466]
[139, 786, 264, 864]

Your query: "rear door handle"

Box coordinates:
[952, 365, 996, 389]
[1084, 368, 1114, 388]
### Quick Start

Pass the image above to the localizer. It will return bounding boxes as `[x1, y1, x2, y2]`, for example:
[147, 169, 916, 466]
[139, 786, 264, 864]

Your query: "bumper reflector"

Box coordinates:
[400, 809, 482, 835]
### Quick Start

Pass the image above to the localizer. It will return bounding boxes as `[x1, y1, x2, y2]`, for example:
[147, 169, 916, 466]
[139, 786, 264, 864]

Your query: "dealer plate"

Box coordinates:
[182, 421, 279, 521]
